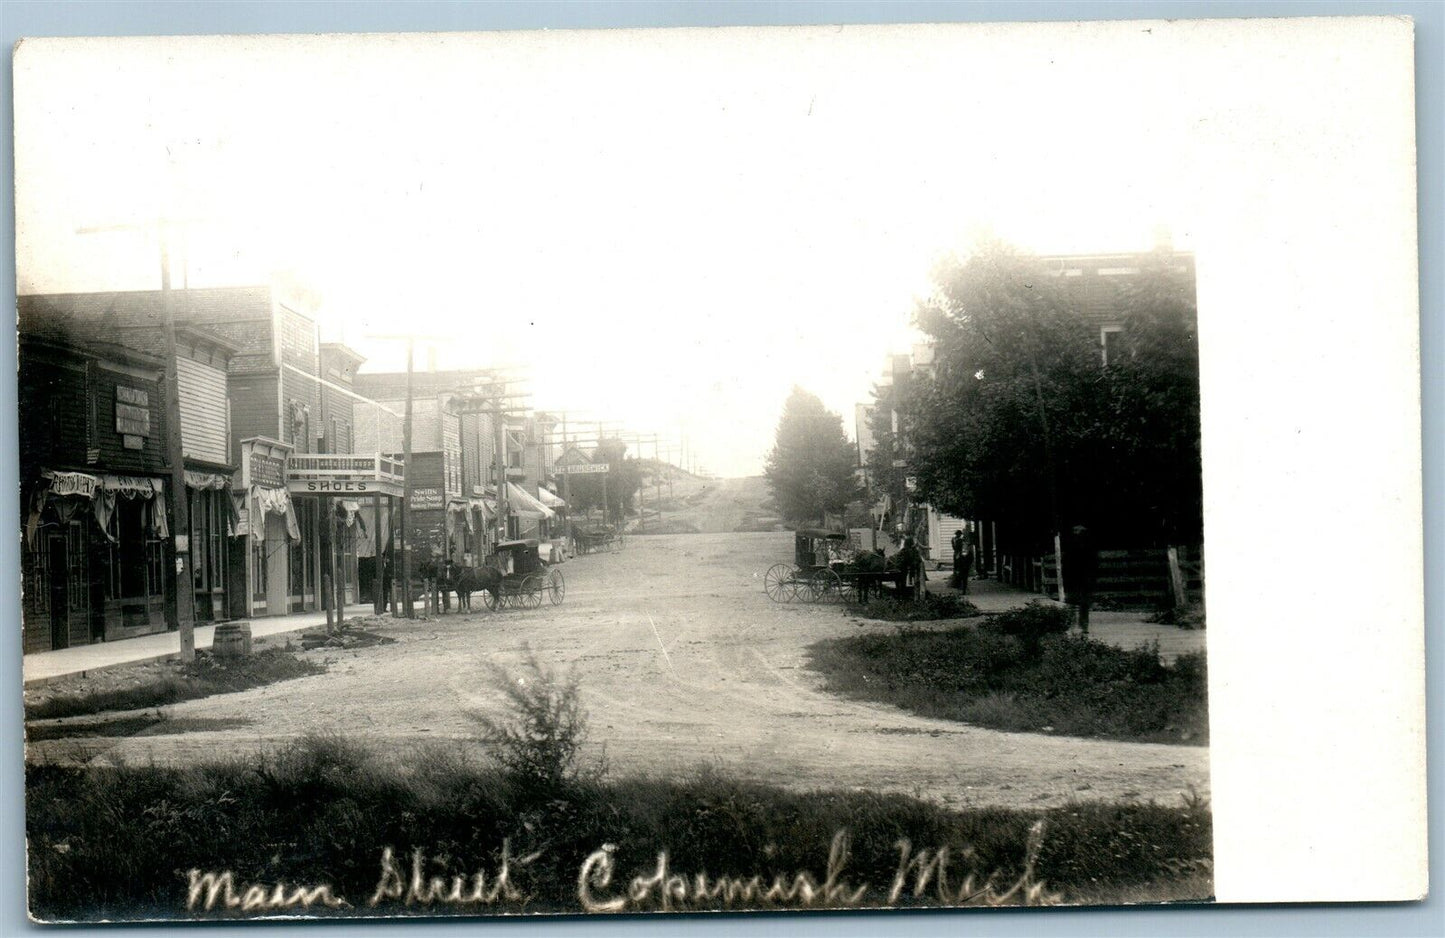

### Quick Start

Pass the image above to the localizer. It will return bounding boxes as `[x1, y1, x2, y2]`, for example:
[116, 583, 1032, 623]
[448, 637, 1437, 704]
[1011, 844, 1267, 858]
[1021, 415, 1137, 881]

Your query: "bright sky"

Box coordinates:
[15, 24, 1196, 477]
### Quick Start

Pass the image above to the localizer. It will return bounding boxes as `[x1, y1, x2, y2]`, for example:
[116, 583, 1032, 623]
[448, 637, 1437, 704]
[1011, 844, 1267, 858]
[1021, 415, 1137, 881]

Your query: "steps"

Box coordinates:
[1039, 546, 1204, 607]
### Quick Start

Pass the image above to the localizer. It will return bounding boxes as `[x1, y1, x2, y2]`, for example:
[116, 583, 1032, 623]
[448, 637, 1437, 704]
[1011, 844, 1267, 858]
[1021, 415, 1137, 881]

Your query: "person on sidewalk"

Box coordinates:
[380, 536, 395, 614]
[1062, 524, 1099, 635]
[899, 536, 924, 602]
[951, 528, 973, 594]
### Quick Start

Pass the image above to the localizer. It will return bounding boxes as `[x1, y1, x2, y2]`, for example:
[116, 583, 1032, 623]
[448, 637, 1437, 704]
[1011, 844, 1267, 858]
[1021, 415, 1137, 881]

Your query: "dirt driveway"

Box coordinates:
[28, 532, 1209, 810]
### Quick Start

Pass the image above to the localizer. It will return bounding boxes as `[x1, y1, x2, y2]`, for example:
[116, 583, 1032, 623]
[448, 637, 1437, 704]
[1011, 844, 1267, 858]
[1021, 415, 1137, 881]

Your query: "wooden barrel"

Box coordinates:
[212, 622, 252, 658]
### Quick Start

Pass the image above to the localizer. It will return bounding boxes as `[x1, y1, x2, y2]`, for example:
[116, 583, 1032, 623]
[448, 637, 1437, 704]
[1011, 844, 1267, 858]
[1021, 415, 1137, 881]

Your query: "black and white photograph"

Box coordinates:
[11, 13, 1426, 925]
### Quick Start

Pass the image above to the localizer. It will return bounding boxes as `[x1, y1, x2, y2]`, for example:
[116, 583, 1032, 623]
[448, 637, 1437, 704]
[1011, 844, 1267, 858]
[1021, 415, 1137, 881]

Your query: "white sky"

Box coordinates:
[16, 24, 1196, 477]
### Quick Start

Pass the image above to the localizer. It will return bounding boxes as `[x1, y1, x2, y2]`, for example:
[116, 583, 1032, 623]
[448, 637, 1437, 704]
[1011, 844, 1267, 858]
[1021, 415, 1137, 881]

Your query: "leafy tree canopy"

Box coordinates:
[897, 240, 1201, 548]
[764, 388, 861, 526]
[565, 439, 644, 523]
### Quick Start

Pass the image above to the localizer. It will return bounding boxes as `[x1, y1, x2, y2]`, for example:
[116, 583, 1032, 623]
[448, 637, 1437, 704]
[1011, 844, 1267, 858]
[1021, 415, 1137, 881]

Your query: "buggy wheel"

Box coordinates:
[521, 575, 544, 609]
[764, 563, 797, 602]
[547, 568, 566, 605]
[483, 588, 501, 611]
[814, 568, 844, 603]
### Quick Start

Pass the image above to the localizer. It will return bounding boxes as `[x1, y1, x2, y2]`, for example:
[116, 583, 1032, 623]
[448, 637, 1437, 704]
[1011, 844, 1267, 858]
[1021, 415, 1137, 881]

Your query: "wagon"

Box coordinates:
[764, 529, 855, 603]
[572, 523, 623, 555]
[484, 539, 566, 609]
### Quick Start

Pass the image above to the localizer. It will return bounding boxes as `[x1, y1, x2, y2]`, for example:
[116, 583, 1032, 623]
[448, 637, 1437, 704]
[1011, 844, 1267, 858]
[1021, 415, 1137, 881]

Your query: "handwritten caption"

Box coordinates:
[185, 823, 1060, 914]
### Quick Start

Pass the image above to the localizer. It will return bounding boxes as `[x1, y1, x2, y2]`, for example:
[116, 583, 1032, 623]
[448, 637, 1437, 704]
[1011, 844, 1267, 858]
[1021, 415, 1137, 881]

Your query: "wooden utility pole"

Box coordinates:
[77, 216, 200, 660]
[157, 237, 197, 659]
[401, 338, 414, 616]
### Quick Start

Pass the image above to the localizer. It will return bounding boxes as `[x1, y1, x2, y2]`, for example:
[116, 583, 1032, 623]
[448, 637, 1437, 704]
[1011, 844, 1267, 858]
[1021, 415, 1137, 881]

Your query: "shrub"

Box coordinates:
[855, 593, 981, 622]
[473, 649, 603, 792]
[982, 601, 1074, 658]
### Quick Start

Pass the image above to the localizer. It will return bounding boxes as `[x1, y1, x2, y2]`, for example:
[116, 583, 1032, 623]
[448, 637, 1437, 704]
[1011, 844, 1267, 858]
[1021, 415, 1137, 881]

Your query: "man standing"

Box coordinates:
[899, 536, 924, 601]
[1063, 524, 1099, 635]
[951, 528, 972, 594]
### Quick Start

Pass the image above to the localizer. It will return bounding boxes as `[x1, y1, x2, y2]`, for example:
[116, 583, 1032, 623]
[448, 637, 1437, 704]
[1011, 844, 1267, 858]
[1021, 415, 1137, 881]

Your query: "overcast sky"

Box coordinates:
[15, 23, 1200, 476]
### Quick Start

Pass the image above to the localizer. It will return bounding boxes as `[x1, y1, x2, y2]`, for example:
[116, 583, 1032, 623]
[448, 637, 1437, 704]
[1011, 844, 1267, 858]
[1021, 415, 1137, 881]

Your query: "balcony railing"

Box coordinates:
[287, 453, 405, 484]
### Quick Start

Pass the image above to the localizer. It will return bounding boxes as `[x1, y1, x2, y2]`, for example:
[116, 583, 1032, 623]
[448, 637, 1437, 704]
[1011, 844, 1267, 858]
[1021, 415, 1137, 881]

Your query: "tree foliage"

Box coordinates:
[565, 439, 644, 523]
[898, 241, 1202, 547]
[764, 388, 862, 526]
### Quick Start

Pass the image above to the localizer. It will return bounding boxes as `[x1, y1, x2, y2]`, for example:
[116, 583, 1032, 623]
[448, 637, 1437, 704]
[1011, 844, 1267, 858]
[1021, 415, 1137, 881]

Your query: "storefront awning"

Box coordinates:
[537, 487, 566, 509]
[506, 482, 555, 520]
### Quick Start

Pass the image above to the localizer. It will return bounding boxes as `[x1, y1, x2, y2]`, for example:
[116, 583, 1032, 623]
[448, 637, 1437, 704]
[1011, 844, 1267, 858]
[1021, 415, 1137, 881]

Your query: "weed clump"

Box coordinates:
[474, 650, 605, 792]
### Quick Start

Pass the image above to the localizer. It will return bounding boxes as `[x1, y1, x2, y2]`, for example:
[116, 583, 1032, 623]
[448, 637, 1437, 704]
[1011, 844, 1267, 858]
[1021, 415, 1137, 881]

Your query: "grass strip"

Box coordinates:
[27, 735, 1211, 919]
[25, 648, 325, 721]
[808, 615, 1207, 745]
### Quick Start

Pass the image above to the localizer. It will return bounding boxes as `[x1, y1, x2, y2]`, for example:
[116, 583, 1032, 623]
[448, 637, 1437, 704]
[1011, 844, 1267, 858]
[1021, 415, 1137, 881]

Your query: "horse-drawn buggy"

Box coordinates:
[465, 539, 565, 610]
[571, 522, 623, 555]
[763, 529, 900, 604]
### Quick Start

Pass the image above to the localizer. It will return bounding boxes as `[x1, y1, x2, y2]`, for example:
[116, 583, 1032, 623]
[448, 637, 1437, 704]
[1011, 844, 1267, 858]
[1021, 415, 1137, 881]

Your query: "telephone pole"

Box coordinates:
[77, 216, 200, 660]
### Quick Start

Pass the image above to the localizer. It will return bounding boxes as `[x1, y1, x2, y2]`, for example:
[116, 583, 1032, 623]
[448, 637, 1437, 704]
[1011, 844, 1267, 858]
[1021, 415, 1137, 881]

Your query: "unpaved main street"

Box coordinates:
[29, 530, 1209, 810]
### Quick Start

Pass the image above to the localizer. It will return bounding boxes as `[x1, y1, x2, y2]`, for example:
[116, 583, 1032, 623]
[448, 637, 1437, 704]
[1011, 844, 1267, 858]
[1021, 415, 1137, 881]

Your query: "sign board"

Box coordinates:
[174, 534, 189, 553]
[290, 479, 384, 495]
[410, 487, 445, 510]
[250, 453, 286, 489]
[558, 462, 610, 475]
[122, 434, 144, 450]
[283, 453, 405, 498]
[290, 455, 378, 473]
[115, 386, 150, 437]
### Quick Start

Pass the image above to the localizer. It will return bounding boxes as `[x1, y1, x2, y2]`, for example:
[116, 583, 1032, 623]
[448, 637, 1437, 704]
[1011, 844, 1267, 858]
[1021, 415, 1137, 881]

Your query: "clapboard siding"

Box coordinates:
[177, 357, 229, 465]
[18, 350, 90, 478]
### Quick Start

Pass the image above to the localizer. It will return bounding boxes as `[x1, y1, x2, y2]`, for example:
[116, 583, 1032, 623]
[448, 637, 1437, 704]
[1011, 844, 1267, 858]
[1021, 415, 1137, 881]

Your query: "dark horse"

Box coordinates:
[452, 564, 503, 611]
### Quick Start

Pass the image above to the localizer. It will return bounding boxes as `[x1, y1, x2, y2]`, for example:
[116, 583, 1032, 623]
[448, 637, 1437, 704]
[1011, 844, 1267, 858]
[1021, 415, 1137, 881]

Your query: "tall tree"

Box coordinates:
[899, 240, 1202, 547]
[567, 439, 643, 523]
[764, 388, 861, 526]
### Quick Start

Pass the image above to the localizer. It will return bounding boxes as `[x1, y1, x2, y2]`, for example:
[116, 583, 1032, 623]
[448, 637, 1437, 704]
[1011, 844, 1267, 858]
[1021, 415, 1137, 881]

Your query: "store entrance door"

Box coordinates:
[47, 534, 68, 650]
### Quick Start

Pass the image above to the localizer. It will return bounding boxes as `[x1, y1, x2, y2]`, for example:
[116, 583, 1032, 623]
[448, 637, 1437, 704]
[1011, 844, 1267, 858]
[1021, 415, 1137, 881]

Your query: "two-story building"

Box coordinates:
[19, 320, 172, 652]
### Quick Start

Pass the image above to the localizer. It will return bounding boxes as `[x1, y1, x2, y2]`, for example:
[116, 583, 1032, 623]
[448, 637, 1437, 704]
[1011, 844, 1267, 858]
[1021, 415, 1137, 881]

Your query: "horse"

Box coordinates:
[453, 564, 503, 612]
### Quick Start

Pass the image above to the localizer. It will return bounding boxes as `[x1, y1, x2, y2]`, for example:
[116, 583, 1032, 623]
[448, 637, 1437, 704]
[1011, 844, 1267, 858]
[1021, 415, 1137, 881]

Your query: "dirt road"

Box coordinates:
[28, 532, 1209, 810]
